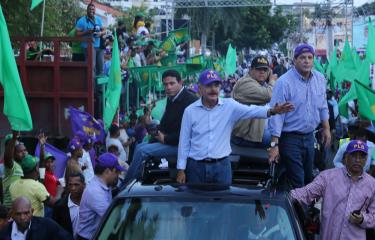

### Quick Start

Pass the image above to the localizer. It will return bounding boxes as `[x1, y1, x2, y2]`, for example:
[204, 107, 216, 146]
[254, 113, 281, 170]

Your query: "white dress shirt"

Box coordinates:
[11, 221, 30, 240]
[68, 194, 80, 237]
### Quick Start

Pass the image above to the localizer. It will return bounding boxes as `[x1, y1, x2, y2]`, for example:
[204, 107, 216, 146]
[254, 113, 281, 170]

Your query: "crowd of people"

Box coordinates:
[1, 2, 375, 240]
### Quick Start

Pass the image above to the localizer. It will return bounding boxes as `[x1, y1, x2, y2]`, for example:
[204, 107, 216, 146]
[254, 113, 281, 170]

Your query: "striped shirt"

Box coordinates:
[291, 168, 375, 240]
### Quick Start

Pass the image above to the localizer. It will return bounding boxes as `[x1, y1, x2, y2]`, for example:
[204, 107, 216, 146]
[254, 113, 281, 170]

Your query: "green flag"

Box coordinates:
[313, 57, 325, 74]
[151, 98, 167, 121]
[103, 32, 122, 130]
[341, 37, 355, 69]
[354, 80, 375, 120]
[224, 43, 236, 75]
[169, 28, 190, 44]
[160, 36, 176, 52]
[366, 18, 375, 64]
[338, 84, 356, 118]
[30, 0, 43, 10]
[0, 5, 33, 131]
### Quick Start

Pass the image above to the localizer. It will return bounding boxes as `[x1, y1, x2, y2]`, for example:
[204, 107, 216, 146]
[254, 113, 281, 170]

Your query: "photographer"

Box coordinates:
[76, 3, 106, 76]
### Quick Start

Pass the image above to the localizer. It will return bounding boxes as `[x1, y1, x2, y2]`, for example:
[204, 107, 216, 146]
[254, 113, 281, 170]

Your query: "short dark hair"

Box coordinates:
[109, 124, 120, 136]
[67, 172, 85, 184]
[162, 70, 181, 82]
[87, 3, 95, 10]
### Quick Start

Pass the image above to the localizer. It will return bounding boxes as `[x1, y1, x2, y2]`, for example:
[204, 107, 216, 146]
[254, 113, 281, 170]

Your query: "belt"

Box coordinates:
[189, 157, 227, 163]
[282, 131, 313, 136]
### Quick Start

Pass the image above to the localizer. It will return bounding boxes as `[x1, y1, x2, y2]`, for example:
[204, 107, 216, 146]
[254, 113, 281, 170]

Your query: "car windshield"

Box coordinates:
[97, 197, 297, 240]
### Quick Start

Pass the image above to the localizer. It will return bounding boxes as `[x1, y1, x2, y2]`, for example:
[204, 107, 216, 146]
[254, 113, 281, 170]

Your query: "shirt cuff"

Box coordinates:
[177, 158, 187, 170]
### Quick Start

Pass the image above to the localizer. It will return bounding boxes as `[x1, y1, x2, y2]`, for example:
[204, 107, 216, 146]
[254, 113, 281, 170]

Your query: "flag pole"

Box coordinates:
[40, 0, 46, 37]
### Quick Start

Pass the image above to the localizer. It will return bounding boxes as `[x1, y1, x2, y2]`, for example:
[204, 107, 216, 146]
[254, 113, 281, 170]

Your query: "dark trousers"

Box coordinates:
[186, 157, 232, 185]
[277, 132, 315, 191]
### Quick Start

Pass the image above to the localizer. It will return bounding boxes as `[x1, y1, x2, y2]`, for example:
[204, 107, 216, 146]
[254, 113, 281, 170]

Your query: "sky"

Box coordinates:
[275, 0, 372, 7]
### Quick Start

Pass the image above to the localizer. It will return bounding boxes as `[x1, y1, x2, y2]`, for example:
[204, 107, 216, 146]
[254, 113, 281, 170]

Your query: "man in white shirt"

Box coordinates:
[106, 124, 127, 163]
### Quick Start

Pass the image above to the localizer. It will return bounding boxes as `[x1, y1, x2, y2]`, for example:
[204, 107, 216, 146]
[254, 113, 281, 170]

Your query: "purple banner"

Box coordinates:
[69, 106, 105, 143]
[35, 142, 68, 179]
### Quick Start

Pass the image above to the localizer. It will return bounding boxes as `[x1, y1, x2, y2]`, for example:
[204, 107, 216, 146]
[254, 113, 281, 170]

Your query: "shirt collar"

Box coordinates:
[344, 167, 364, 181]
[12, 221, 31, 238]
[94, 176, 110, 191]
[292, 66, 315, 82]
[171, 87, 184, 102]
[197, 97, 223, 108]
[68, 194, 79, 208]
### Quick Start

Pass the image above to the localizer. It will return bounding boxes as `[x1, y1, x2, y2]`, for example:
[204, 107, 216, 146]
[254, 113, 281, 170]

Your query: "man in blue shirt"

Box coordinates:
[76, 3, 105, 76]
[268, 43, 331, 190]
[76, 153, 125, 240]
[176, 69, 293, 184]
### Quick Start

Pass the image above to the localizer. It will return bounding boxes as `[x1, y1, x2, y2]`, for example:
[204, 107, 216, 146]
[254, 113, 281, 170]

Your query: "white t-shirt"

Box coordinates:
[79, 150, 94, 183]
[106, 137, 127, 163]
[118, 129, 130, 160]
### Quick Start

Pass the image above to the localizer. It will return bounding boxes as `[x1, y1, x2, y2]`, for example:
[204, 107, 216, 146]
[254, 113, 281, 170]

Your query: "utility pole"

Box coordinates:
[327, 0, 333, 56]
[300, 0, 303, 42]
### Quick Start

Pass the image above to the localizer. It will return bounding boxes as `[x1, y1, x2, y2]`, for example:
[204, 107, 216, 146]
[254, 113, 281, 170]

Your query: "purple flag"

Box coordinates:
[69, 107, 105, 143]
[35, 142, 68, 178]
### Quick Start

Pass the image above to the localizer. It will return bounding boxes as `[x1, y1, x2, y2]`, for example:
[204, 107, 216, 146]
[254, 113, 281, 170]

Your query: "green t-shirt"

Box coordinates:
[2, 161, 23, 208]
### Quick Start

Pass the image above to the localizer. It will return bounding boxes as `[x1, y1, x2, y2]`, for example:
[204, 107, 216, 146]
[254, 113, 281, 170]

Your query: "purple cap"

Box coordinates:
[346, 140, 368, 154]
[294, 43, 315, 58]
[199, 69, 222, 85]
[192, 84, 199, 93]
[68, 137, 82, 152]
[96, 153, 126, 171]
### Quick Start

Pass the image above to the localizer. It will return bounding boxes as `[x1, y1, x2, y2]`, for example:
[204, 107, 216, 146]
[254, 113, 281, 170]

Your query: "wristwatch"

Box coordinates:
[270, 141, 278, 148]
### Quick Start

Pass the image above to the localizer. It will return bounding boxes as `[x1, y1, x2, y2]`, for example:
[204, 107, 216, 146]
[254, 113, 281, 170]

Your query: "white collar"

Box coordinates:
[68, 194, 80, 208]
[171, 87, 184, 102]
[11, 221, 31, 239]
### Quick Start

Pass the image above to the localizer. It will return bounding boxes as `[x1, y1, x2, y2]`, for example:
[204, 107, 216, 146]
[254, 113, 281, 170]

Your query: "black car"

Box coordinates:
[93, 145, 318, 240]
[93, 183, 308, 240]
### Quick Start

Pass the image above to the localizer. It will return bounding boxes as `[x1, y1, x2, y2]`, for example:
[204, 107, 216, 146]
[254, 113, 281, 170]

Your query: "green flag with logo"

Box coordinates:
[0, 5, 33, 131]
[103, 32, 122, 130]
[160, 36, 176, 52]
[169, 28, 189, 44]
[30, 0, 43, 10]
[354, 80, 375, 120]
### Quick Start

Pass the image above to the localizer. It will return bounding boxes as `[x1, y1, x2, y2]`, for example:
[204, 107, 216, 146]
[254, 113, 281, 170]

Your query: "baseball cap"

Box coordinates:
[251, 56, 269, 69]
[294, 43, 315, 58]
[346, 140, 368, 154]
[198, 69, 222, 85]
[45, 152, 55, 161]
[21, 155, 39, 173]
[96, 153, 126, 171]
[68, 137, 82, 152]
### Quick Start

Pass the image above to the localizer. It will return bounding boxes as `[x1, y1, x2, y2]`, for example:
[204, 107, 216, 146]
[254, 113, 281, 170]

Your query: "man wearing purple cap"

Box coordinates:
[65, 138, 84, 185]
[291, 140, 375, 240]
[76, 153, 125, 240]
[269, 43, 331, 190]
[176, 69, 293, 184]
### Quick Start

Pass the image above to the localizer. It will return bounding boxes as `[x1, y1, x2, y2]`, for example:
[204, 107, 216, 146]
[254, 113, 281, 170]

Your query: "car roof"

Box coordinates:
[117, 182, 289, 202]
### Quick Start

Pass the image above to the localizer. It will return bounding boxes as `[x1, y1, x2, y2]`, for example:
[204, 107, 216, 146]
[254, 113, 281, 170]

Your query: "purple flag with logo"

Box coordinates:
[69, 106, 105, 143]
[35, 143, 68, 178]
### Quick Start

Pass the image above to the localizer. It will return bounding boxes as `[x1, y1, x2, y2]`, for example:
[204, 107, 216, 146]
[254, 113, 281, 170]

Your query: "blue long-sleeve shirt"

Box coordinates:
[177, 98, 269, 170]
[333, 140, 375, 171]
[269, 67, 329, 137]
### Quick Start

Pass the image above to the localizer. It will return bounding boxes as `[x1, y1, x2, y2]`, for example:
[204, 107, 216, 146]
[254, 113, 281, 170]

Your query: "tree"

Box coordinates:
[1, 0, 83, 36]
[176, 5, 296, 54]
